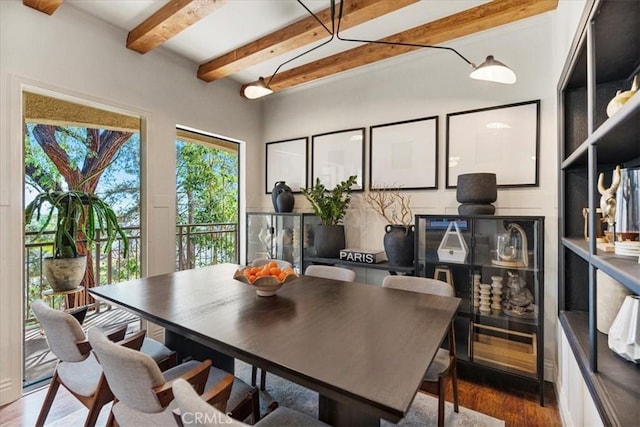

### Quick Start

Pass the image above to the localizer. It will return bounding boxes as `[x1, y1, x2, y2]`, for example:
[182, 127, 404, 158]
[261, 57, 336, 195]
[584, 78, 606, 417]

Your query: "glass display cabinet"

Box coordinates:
[246, 212, 320, 272]
[415, 215, 545, 404]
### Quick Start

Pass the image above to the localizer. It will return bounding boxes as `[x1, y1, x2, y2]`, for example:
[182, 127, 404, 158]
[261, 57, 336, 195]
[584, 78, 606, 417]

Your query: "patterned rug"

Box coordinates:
[48, 360, 504, 426]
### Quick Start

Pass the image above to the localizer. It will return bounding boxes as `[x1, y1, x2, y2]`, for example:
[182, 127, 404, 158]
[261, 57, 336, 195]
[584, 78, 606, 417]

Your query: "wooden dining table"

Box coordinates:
[89, 263, 460, 426]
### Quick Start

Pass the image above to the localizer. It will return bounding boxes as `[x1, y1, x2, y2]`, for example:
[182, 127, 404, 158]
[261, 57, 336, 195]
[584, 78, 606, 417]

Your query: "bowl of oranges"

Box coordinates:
[233, 261, 298, 296]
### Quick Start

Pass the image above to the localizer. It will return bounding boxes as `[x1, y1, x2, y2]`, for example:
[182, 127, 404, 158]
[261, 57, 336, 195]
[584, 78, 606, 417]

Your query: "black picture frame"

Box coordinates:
[369, 116, 438, 190]
[446, 100, 540, 188]
[265, 137, 308, 194]
[311, 128, 365, 191]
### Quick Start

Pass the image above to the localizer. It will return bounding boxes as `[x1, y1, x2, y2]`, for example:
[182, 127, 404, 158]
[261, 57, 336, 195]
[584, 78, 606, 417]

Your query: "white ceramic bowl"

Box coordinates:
[233, 268, 298, 296]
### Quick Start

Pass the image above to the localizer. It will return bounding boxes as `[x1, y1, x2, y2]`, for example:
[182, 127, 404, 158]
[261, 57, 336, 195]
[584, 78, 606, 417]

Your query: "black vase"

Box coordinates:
[276, 191, 294, 213]
[383, 224, 415, 266]
[456, 173, 497, 215]
[272, 181, 294, 212]
[314, 225, 345, 258]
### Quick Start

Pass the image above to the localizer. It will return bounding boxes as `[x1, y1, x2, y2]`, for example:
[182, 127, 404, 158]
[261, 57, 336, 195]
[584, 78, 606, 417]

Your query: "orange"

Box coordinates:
[269, 267, 281, 276]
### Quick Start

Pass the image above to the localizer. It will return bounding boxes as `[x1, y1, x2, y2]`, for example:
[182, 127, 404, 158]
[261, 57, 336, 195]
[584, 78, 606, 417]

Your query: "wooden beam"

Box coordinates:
[267, 0, 559, 92]
[23, 0, 63, 15]
[127, 0, 226, 54]
[197, 0, 417, 82]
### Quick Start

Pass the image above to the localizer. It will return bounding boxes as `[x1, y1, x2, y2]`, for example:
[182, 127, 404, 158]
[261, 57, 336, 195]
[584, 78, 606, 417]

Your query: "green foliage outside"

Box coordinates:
[175, 140, 239, 269]
[23, 124, 239, 324]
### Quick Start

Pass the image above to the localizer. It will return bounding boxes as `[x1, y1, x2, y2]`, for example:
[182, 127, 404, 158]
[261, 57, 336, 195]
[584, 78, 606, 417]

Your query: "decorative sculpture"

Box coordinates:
[502, 272, 535, 317]
[598, 165, 622, 232]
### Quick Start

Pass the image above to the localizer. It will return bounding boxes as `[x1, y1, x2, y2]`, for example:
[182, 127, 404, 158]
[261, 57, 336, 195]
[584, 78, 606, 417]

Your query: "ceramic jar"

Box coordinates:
[271, 181, 294, 213]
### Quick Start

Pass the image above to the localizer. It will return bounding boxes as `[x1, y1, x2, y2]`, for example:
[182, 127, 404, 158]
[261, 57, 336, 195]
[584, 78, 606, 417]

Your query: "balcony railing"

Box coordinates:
[24, 222, 238, 324]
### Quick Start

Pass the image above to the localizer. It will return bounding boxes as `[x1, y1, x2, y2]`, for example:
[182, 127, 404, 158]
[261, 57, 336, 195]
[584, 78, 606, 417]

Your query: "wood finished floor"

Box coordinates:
[0, 376, 561, 427]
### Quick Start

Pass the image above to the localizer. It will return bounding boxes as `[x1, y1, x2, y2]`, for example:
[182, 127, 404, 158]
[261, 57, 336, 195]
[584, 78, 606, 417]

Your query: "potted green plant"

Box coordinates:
[25, 190, 129, 292]
[301, 175, 357, 258]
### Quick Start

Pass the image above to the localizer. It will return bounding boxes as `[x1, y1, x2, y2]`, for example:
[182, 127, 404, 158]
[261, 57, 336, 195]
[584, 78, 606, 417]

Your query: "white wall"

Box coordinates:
[259, 13, 560, 381]
[0, 0, 262, 405]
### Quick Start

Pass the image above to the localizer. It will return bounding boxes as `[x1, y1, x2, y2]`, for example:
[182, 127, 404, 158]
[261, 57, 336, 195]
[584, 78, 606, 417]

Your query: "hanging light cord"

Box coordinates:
[334, 0, 474, 67]
[265, 0, 336, 87]
[262, 0, 488, 90]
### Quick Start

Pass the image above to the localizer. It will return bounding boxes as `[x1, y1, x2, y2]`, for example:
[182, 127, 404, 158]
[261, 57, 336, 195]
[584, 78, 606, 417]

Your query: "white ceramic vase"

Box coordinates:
[608, 295, 640, 364]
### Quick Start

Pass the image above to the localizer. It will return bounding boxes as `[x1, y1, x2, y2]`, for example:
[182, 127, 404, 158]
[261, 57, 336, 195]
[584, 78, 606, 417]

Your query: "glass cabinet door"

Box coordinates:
[247, 214, 274, 263]
[273, 214, 300, 269]
[470, 218, 541, 379]
[246, 213, 320, 273]
[416, 214, 543, 382]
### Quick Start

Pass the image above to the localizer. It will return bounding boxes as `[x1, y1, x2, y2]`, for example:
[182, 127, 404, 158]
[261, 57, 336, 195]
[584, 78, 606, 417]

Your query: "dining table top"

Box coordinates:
[89, 263, 460, 423]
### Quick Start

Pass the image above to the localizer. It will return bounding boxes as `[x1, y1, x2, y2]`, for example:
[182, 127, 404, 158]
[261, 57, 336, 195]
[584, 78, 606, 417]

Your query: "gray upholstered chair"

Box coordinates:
[31, 299, 175, 427]
[381, 276, 459, 427]
[88, 327, 260, 426]
[304, 265, 356, 282]
[172, 377, 329, 426]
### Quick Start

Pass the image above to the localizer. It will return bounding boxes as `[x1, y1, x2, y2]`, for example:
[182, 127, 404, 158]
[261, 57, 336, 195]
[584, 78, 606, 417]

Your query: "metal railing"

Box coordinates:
[24, 222, 238, 324]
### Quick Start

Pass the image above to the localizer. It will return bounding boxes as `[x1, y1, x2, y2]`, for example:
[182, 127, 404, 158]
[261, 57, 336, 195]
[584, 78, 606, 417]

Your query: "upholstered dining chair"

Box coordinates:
[88, 327, 260, 426]
[172, 377, 329, 426]
[31, 299, 176, 427]
[381, 276, 459, 427]
[304, 265, 356, 282]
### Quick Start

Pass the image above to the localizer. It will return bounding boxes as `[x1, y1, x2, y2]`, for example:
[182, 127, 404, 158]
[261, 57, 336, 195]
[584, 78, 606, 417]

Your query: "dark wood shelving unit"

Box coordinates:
[558, 0, 640, 425]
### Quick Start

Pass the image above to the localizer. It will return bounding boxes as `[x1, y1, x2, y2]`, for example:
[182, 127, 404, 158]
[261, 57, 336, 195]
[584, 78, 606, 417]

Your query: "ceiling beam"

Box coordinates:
[267, 0, 559, 92]
[197, 0, 418, 82]
[23, 0, 63, 15]
[127, 0, 226, 54]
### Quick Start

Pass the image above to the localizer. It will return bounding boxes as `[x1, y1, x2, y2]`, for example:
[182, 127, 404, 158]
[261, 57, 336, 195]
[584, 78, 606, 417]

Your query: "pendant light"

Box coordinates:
[469, 55, 517, 84]
[241, 0, 516, 99]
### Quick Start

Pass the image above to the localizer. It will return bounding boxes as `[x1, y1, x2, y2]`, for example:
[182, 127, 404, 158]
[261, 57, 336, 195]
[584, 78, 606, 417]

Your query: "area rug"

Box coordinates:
[234, 361, 504, 427]
[48, 360, 504, 426]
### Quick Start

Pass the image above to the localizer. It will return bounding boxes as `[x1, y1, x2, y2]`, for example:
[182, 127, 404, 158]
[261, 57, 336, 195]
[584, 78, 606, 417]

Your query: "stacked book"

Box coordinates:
[339, 248, 387, 264]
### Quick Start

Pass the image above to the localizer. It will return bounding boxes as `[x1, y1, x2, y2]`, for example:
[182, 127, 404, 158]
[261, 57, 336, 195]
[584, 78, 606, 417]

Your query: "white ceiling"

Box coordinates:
[63, 0, 492, 85]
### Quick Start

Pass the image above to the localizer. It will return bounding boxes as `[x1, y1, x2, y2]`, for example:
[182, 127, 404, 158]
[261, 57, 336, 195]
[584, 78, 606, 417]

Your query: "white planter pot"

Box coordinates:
[43, 256, 87, 292]
[597, 270, 631, 333]
[608, 295, 640, 364]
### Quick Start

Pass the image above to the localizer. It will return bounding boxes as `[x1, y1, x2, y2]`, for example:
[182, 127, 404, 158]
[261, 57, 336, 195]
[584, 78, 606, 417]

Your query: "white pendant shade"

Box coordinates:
[608, 295, 640, 364]
[470, 55, 517, 84]
[240, 78, 273, 99]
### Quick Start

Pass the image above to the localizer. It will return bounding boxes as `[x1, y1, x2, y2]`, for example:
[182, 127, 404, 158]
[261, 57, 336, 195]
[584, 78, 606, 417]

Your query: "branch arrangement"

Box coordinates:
[363, 186, 413, 226]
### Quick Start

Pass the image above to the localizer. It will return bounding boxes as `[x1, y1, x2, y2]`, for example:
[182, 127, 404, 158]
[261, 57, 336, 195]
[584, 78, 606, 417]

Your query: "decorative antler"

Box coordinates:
[598, 165, 622, 227]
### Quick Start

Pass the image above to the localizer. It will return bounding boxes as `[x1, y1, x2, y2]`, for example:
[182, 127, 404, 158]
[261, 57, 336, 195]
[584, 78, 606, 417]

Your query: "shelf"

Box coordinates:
[588, 93, 640, 164]
[559, 311, 640, 427]
[305, 256, 415, 274]
[561, 93, 640, 168]
[561, 139, 589, 169]
[562, 237, 640, 294]
[562, 237, 590, 261]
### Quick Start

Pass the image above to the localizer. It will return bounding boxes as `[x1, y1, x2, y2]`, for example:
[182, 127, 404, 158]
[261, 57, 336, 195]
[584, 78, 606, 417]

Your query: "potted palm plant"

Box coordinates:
[301, 175, 357, 258]
[25, 190, 129, 292]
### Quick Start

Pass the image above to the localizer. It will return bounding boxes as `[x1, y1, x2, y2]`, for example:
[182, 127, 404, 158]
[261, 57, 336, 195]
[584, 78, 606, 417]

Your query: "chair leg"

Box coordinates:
[250, 387, 261, 424]
[438, 377, 445, 427]
[451, 366, 459, 413]
[260, 370, 267, 390]
[251, 366, 258, 387]
[107, 398, 118, 427]
[84, 403, 103, 427]
[35, 370, 61, 427]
